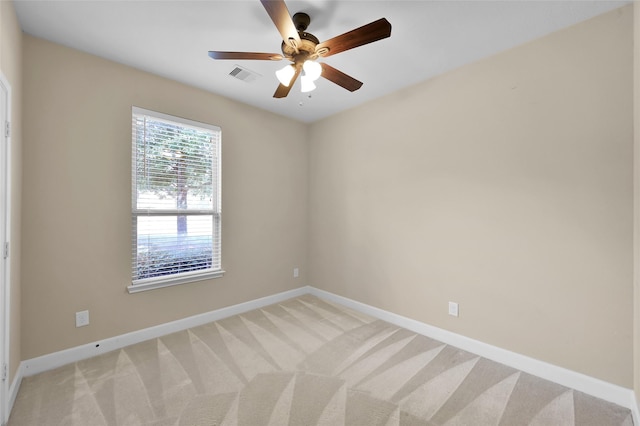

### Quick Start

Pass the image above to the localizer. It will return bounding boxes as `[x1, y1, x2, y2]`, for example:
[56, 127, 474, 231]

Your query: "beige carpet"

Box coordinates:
[8, 294, 633, 425]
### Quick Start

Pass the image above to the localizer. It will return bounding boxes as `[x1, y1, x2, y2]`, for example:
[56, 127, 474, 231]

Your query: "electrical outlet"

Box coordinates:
[448, 302, 459, 317]
[76, 310, 89, 327]
[293, 267, 299, 278]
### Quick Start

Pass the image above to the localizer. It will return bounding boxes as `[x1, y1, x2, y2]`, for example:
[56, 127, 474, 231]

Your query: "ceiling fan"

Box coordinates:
[208, 0, 392, 98]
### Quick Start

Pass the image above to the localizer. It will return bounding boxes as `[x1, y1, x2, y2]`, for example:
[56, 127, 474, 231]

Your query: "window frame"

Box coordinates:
[128, 106, 223, 294]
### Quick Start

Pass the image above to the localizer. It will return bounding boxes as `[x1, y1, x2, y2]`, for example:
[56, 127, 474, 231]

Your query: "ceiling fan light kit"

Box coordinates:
[276, 64, 296, 86]
[300, 75, 316, 93]
[208, 0, 391, 98]
[303, 60, 322, 81]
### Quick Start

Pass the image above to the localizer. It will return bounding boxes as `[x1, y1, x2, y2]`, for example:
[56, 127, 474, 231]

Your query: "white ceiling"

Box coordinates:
[14, 0, 630, 123]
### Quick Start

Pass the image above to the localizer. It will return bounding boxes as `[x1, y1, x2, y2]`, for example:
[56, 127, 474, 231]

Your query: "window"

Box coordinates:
[129, 107, 222, 293]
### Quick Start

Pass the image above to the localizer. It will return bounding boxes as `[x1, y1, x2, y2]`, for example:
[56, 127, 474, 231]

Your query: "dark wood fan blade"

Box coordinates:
[260, 0, 301, 48]
[316, 18, 391, 58]
[320, 63, 363, 92]
[208, 51, 283, 60]
[273, 67, 301, 98]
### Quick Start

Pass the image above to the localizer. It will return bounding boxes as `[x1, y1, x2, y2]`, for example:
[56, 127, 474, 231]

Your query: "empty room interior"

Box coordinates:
[2, 0, 640, 424]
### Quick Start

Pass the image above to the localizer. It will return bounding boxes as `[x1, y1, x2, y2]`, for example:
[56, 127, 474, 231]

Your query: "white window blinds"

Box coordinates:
[130, 107, 222, 292]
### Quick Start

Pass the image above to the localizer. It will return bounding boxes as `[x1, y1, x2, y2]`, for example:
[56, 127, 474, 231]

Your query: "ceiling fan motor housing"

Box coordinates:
[282, 12, 325, 64]
[281, 32, 319, 61]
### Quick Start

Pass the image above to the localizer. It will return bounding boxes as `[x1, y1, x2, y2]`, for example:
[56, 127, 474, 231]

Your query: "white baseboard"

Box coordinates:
[631, 391, 640, 425]
[22, 286, 310, 377]
[6, 363, 23, 422]
[308, 287, 635, 411]
[15, 284, 637, 414]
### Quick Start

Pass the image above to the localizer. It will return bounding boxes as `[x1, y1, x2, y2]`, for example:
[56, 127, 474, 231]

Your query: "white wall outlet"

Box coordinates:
[75, 310, 89, 327]
[293, 267, 299, 278]
[448, 302, 459, 317]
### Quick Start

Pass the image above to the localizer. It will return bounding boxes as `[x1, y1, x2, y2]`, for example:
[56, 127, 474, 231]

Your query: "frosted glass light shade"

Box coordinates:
[275, 65, 295, 86]
[301, 75, 316, 93]
[303, 60, 322, 81]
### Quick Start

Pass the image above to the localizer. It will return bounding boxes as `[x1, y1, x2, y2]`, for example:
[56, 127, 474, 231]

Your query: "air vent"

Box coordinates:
[229, 65, 261, 83]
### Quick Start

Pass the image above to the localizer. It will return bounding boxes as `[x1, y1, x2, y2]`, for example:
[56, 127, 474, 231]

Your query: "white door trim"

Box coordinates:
[0, 72, 12, 426]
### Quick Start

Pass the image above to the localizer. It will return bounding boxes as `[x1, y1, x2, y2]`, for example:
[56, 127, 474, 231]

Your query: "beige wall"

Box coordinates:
[1, 0, 22, 385]
[21, 35, 308, 359]
[309, 6, 633, 387]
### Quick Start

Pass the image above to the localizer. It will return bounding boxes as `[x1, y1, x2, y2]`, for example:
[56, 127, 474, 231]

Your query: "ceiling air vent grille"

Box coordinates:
[229, 65, 261, 83]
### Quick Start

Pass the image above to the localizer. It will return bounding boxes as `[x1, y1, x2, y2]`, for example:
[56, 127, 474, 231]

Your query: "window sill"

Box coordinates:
[127, 269, 225, 294]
